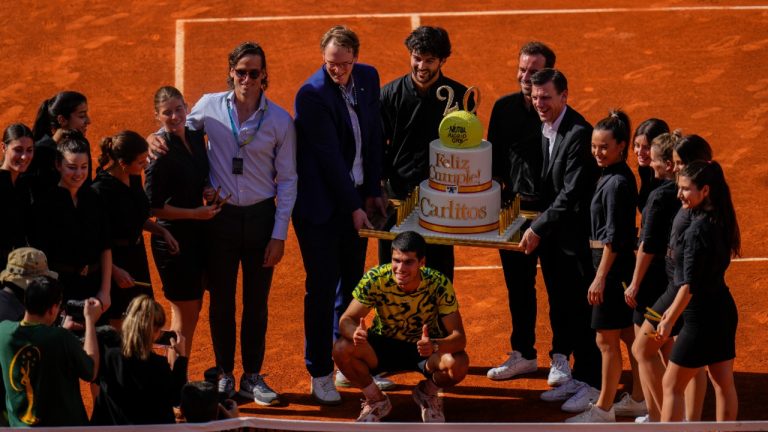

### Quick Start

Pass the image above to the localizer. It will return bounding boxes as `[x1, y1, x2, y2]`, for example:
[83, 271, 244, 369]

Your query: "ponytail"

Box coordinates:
[31, 91, 88, 142]
[97, 130, 149, 170]
[595, 108, 632, 159]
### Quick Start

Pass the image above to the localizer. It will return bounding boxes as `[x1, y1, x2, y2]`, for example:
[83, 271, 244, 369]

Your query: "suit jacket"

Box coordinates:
[488, 91, 543, 204]
[530, 106, 598, 252]
[293, 63, 383, 225]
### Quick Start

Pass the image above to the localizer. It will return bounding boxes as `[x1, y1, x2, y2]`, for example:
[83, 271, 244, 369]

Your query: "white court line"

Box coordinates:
[455, 257, 768, 271]
[173, 5, 768, 91]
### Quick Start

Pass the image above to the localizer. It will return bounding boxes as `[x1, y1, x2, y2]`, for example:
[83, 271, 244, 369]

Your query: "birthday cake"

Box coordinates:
[417, 109, 501, 234]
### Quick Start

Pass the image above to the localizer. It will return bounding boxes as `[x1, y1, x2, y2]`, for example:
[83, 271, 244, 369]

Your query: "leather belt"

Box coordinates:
[589, 240, 605, 249]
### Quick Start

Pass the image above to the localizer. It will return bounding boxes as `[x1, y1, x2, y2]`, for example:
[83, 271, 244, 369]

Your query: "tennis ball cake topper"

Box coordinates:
[437, 85, 482, 149]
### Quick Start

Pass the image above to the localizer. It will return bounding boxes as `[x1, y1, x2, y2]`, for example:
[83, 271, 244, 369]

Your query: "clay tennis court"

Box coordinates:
[2, 0, 767, 425]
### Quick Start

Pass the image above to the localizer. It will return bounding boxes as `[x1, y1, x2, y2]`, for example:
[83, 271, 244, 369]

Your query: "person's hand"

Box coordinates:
[416, 324, 434, 357]
[263, 239, 284, 267]
[112, 265, 135, 289]
[162, 229, 180, 255]
[194, 204, 221, 220]
[587, 277, 605, 305]
[61, 315, 83, 331]
[84, 297, 103, 323]
[352, 208, 373, 231]
[519, 228, 540, 254]
[170, 330, 186, 357]
[624, 281, 639, 308]
[353, 317, 368, 346]
[365, 196, 387, 220]
[218, 399, 239, 419]
[655, 312, 673, 342]
[146, 133, 169, 159]
[203, 186, 217, 203]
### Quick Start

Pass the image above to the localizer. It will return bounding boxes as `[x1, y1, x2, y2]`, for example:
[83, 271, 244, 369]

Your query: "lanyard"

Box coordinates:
[226, 96, 268, 150]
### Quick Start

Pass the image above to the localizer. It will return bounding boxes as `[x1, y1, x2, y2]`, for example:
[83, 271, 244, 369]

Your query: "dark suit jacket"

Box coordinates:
[293, 63, 383, 225]
[530, 106, 598, 252]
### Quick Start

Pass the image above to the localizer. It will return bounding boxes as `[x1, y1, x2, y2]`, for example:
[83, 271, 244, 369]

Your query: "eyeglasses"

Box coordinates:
[324, 60, 354, 70]
[233, 68, 262, 80]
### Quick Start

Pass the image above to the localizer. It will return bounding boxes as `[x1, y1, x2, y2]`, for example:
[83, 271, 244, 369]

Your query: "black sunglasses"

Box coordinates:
[234, 68, 262, 80]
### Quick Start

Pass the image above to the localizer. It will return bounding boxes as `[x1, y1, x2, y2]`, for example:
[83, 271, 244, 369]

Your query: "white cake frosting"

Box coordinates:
[418, 179, 501, 234]
[427, 139, 493, 193]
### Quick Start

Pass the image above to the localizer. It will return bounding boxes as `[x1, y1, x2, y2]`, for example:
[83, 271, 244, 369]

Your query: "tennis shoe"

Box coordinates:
[412, 380, 445, 422]
[547, 353, 572, 386]
[613, 392, 647, 417]
[356, 395, 392, 422]
[311, 373, 342, 405]
[540, 378, 586, 402]
[487, 351, 538, 380]
[561, 384, 600, 413]
[336, 370, 396, 390]
[565, 403, 615, 423]
[239, 373, 279, 406]
[635, 414, 650, 423]
[218, 372, 236, 399]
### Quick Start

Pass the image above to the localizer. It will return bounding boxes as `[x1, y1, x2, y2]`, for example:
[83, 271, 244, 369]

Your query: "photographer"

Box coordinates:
[0, 276, 101, 427]
[91, 295, 187, 425]
[0, 248, 58, 322]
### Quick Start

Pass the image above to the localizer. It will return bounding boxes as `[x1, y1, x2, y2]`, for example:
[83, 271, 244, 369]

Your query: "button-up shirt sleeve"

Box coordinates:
[271, 117, 297, 240]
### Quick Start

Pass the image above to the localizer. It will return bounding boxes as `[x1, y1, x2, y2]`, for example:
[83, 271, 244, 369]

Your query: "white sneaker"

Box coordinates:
[356, 395, 392, 422]
[412, 380, 445, 423]
[547, 353, 572, 386]
[486, 351, 538, 380]
[565, 403, 615, 423]
[541, 378, 586, 402]
[561, 384, 600, 413]
[335, 370, 396, 390]
[614, 392, 648, 417]
[635, 414, 650, 423]
[311, 373, 342, 405]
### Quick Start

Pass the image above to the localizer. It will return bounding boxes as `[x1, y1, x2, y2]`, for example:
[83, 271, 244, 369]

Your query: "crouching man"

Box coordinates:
[332, 231, 468, 423]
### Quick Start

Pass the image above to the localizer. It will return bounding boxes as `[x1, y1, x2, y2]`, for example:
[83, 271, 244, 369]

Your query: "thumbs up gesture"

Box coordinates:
[416, 324, 434, 357]
[353, 317, 368, 346]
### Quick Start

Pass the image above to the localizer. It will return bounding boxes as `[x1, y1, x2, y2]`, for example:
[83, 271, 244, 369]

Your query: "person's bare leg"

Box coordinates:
[707, 360, 738, 421]
[595, 329, 623, 411]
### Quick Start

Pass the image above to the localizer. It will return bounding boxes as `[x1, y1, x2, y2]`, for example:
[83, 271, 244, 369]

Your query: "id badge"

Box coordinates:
[232, 157, 244, 175]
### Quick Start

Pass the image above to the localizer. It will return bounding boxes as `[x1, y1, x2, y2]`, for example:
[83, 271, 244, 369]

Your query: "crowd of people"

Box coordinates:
[0, 22, 740, 427]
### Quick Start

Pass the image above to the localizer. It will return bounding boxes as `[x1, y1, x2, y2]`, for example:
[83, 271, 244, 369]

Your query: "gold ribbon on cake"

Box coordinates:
[428, 180, 493, 193]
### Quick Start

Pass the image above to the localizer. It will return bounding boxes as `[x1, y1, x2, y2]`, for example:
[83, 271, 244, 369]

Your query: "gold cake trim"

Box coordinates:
[428, 179, 492, 193]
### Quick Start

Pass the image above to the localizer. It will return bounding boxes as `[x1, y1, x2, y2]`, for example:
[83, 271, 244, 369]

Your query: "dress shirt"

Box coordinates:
[186, 91, 297, 240]
[542, 105, 568, 157]
[341, 79, 364, 186]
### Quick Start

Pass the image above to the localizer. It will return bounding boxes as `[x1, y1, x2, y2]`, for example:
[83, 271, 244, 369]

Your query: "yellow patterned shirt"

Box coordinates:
[352, 264, 458, 343]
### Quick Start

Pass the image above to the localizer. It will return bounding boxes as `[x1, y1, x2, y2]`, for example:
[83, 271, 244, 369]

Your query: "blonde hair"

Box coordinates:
[650, 131, 682, 163]
[121, 295, 166, 360]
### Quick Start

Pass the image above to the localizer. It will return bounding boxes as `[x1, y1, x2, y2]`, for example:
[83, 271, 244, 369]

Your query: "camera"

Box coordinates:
[64, 299, 86, 323]
[154, 330, 176, 346]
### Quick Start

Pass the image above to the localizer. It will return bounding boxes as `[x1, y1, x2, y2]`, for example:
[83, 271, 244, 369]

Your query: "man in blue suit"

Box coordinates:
[293, 25, 386, 405]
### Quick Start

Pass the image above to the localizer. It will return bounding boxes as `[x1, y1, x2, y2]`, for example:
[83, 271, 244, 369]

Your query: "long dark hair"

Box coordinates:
[3, 123, 34, 144]
[679, 160, 740, 257]
[98, 130, 148, 169]
[32, 91, 87, 141]
[674, 134, 712, 164]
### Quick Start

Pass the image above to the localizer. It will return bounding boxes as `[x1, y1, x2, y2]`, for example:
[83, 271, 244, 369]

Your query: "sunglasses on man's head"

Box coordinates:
[234, 69, 262, 80]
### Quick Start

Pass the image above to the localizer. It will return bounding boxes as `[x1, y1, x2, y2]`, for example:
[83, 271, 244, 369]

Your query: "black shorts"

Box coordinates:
[591, 249, 634, 330]
[368, 332, 429, 377]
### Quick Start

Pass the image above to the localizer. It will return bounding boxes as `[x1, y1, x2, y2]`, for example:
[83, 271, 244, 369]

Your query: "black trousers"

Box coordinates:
[207, 200, 275, 374]
[538, 240, 602, 388]
[293, 211, 367, 378]
[499, 248, 539, 360]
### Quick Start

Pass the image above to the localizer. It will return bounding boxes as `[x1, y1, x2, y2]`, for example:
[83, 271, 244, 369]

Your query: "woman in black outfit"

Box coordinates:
[92, 131, 178, 327]
[632, 119, 669, 212]
[92, 295, 188, 425]
[567, 110, 638, 423]
[0, 123, 35, 269]
[627, 132, 682, 421]
[28, 132, 112, 316]
[659, 160, 739, 422]
[29, 91, 93, 192]
[145, 86, 218, 357]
